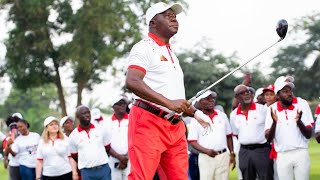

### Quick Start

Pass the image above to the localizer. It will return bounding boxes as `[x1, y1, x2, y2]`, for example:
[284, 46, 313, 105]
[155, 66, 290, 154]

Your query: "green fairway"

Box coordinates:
[0, 140, 319, 179]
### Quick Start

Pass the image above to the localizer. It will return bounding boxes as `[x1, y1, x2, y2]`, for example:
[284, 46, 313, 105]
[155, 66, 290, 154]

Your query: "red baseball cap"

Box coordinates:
[263, 84, 275, 93]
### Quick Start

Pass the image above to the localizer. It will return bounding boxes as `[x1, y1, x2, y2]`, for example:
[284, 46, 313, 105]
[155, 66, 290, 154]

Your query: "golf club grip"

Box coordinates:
[164, 98, 196, 120]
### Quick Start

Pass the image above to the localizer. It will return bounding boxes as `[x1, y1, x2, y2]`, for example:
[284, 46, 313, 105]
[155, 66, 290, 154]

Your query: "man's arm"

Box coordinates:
[126, 68, 189, 113]
[190, 141, 217, 158]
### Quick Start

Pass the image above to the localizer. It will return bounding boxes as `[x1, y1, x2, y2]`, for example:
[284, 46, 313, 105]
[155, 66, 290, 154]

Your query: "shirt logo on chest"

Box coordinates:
[160, 55, 168, 61]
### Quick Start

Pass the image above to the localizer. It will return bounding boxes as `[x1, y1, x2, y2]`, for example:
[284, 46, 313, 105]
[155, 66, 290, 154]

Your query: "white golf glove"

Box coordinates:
[194, 110, 213, 134]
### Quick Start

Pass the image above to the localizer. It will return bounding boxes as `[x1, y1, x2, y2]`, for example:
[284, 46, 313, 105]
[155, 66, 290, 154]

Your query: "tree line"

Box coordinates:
[0, 1, 319, 133]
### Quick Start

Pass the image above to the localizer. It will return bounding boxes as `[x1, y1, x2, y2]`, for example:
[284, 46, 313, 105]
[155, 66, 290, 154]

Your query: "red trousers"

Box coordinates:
[128, 106, 188, 180]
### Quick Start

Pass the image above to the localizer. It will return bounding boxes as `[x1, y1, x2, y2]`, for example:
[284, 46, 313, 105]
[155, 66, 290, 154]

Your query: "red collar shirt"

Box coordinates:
[127, 33, 185, 113]
[188, 110, 232, 151]
[265, 100, 314, 152]
[110, 113, 129, 155]
[68, 124, 111, 169]
[230, 102, 267, 145]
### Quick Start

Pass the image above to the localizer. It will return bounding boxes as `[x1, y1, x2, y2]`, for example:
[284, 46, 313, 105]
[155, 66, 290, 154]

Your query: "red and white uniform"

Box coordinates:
[11, 132, 40, 168]
[127, 32, 185, 113]
[188, 110, 232, 151]
[68, 124, 111, 169]
[265, 100, 313, 180]
[36, 136, 72, 176]
[188, 110, 232, 180]
[127, 33, 188, 180]
[230, 102, 268, 145]
[109, 113, 130, 180]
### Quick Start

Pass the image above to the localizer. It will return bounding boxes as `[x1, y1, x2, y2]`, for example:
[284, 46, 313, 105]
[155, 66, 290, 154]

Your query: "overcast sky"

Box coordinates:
[0, 0, 319, 112]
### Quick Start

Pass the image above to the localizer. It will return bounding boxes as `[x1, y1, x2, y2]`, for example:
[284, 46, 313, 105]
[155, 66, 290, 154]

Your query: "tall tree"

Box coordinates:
[0, 84, 60, 133]
[271, 12, 320, 100]
[178, 46, 250, 113]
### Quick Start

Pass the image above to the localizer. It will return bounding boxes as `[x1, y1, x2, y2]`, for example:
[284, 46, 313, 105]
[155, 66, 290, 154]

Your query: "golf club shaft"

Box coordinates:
[165, 38, 283, 120]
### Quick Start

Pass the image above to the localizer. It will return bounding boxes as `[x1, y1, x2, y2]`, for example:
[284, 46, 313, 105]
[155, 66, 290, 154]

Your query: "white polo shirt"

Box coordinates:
[110, 113, 129, 156]
[68, 123, 111, 169]
[265, 101, 314, 152]
[11, 132, 40, 168]
[36, 136, 72, 176]
[127, 33, 185, 112]
[315, 116, 320, 133]
[91, 116, 112, 129]
[188, 110, 232, 151]
[230, 102, 267, 145]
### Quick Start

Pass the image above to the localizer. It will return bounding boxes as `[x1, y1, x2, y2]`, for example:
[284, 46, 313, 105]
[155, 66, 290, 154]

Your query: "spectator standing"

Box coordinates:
[36, 116, 78, 180]
[68, 105, 112, 180]
[265, 79, 313, 180]
[6, 119, 40, 180]
[108, 95, 131, 180]
[3, 113, 22, 180]
[60, 116, 75, 137]
[230, 84, 273, 180]
[188, 91, 235, 180]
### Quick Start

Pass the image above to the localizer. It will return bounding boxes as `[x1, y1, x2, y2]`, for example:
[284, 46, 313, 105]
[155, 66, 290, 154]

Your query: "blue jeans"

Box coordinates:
[189, 153, 200, 180]
[81, 163, 111, 180]
[19, 165, 35, 180]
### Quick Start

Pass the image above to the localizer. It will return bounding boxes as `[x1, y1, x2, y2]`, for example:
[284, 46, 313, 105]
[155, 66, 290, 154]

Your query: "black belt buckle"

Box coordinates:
[168, 117, 181, 125]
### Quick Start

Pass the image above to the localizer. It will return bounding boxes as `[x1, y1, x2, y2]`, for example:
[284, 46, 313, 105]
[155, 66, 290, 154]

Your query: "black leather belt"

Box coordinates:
[132, 99, 181, 125]
[241, 143, 270, 150]
[216, 148, 227, 154]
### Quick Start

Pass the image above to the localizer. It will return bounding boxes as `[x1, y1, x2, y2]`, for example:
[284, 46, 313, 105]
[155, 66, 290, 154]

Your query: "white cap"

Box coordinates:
[112, 94, 130, 106]
[194, 90, 217, 103]
[145, 2, 183, 25]
[253, 88, 264, 102]
[91, 108, 101, 120]
[12, 112, 23, 119]
[275, 75, 294, 85]
[44, 116, 59, 127]
[60, 116, 74, 127]
[274, 81, 295, 94]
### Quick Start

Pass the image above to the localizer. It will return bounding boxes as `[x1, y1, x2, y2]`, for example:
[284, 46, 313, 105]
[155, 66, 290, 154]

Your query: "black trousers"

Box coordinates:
[239, 145, 274, 180]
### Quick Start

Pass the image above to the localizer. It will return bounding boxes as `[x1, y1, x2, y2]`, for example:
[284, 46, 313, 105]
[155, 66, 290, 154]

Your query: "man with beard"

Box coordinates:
[188, 90, 235, 180]
[230, 84, 273, 180]
[68, 105, 112, 180]
[265, 80, 313, 180]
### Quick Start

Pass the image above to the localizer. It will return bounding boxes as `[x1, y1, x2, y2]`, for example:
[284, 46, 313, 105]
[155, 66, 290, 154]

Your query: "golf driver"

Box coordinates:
[165, 19, 288, 120]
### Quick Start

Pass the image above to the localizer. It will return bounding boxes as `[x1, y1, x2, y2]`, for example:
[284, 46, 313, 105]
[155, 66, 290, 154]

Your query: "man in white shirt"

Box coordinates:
[188, 90, 235, 180]
[69, 105, 112, 180]
[108, 95, 130, 180]
[265, 79, 313, 180]
[125, 2, 212, 179]
[230, 84, 273, 180]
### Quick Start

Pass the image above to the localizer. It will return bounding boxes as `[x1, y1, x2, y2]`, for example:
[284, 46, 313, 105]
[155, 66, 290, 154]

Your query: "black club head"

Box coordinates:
[276, 19, 288, 40]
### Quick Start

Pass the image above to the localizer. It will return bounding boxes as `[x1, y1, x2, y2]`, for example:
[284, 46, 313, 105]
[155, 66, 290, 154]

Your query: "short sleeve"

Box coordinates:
[127, 42, 150, 74]
[187, 119, 199, 141]
[68, 133, 77, 154]
[102, 127, 112, 146]
[315, 116, 320, 133]
[299, 98, 314, 127]
[11, 139, 19, 154]
[265, 106, 274, 131]
[229, 110, 238, 136]
[36, 140, 44, 159]
[221, 112, 232, 136]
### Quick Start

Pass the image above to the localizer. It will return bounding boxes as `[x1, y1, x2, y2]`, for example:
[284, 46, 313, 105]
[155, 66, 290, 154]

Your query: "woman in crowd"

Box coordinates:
[6, 119, 40, 180]
[36, 116, 78, 180]
[60, 116, 75, 137]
